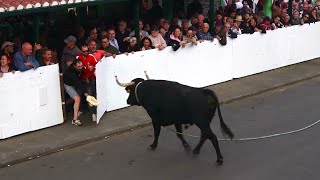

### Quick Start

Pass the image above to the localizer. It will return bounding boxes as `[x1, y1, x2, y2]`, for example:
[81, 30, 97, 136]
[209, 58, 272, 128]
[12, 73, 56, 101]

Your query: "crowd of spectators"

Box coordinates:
[0, 0, 319, 125]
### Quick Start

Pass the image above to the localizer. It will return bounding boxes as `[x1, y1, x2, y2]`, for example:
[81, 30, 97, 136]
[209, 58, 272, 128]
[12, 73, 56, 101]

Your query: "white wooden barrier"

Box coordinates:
[0, 64, 63, 139]
[96, 22, 320, 122]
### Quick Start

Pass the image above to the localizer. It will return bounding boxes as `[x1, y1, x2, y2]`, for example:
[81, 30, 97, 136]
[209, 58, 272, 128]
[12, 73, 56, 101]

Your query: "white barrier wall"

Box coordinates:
[96, 22, 320, 122]
[0, 64, 63, 139]
[232, 23, 320, 78]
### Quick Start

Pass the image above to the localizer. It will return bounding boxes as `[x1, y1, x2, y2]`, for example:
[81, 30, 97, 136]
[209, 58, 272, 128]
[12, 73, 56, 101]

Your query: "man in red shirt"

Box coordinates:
[87, 39, 106, 62]
[77, 44, 98, 122]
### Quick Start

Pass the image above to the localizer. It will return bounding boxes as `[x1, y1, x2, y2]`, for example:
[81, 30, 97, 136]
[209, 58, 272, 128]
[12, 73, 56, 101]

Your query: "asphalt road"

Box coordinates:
[1, 77, 320, 180]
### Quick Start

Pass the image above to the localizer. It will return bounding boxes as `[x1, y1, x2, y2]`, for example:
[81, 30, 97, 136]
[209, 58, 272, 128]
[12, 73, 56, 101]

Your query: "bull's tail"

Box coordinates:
[205, 89, 234, 139]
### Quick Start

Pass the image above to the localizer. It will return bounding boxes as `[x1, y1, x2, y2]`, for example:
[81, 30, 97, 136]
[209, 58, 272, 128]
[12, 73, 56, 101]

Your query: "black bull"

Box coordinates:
[116, 77, 234, 164]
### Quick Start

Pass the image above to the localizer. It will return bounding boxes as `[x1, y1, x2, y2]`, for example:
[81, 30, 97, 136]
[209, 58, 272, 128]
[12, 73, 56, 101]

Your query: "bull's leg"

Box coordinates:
[174, 124, 190, 150]
[203, 128, 224, 165]
[193, 132, 207, 155]
[149, 122, 161, 150]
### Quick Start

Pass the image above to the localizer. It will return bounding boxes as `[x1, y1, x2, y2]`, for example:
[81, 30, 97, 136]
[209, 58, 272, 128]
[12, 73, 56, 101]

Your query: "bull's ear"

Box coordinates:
[126, 89, 131, 93]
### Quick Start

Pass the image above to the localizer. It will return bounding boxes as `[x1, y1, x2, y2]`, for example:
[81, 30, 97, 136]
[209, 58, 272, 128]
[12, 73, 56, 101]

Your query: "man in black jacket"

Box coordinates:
[63, 58, 89, 126]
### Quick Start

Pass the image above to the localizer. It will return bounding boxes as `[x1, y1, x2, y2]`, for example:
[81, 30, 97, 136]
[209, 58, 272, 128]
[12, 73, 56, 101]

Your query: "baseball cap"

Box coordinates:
[64, 35, 77, 44]
[1, 41, 14, 50]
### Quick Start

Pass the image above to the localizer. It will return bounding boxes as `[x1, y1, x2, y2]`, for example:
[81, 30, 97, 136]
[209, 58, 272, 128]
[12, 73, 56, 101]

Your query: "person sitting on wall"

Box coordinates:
[0, 54, 16, 78]
[13, 42, 40, 72]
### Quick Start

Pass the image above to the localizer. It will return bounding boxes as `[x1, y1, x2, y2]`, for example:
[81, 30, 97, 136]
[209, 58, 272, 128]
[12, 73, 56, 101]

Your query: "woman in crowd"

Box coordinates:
[168, 26, 186, 51]
[309, 8, 318, 23]
[141, 37, 155, 51]
[0, 54, 16, 78]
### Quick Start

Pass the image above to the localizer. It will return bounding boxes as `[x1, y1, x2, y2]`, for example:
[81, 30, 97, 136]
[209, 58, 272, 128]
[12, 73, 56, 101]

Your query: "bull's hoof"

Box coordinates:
[192, 149, 200, 156]
[216, 158, 224, 165]
[148, 144, 157, 151]
[183, 143, 191, 152]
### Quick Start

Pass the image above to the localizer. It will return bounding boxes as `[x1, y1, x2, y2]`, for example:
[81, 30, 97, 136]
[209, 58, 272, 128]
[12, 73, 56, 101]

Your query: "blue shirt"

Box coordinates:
[13, 51, 40, 72]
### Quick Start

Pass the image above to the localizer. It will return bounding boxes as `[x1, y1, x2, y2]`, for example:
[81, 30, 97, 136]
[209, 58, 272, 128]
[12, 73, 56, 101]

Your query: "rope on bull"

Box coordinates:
[165, 119, 320, 141]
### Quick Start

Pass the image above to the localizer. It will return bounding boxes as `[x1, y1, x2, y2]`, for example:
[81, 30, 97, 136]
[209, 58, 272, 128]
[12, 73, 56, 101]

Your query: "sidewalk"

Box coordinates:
[1, 59, 320, 168]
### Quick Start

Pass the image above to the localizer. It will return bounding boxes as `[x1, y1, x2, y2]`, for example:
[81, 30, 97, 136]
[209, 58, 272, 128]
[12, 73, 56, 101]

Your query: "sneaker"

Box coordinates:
[72, 119, 82, 126]
[92, 114, 97, 122]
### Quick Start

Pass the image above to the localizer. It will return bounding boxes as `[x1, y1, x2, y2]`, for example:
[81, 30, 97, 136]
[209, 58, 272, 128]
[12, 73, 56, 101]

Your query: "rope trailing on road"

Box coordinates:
[165, 119, 320, 141]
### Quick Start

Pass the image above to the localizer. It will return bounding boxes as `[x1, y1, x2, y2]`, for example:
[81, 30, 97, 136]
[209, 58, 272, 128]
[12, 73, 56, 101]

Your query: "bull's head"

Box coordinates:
[115, 71, 150, 105]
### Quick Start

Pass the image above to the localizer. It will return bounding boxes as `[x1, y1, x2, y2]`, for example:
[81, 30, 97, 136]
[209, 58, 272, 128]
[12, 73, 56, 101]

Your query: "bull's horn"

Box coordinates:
[144, 71, 150, 80]
[115, 76, 135, 87]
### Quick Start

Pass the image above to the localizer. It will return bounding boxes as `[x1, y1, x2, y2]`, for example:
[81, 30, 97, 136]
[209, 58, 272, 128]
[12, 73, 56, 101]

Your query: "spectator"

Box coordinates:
[77, 45, 98, 122]
[41, 49, 55, 66]
[249, 17, 266, 34]
[197, 23, 214, 41]
[141, 37, 155, 51]
[260, 16, 272, 31]
[159, 27, 166, 39]
[124, 37, 140, 54]
[0, 54, 15, 78]
[309, 8, 318, 23]
[197, 14, 205, 29]
[231, 15, 243, 35]
[101, 37, 119, 57]
[291, 10, 301, 25]
[129, 20, 149, 38]
[240, 12, 251, 33]
[301, 13, 310, 24]
[282, 14, 291, 27]
[148, 25, 167, 50]
[76, 26, 86, 48]
[168, 26, 186, 51]
[181, 19, 190, 35]
[183, 28, 199, 46]
[107, 28, 120, 51]
[0, 41, 14, 67]
[116, 20, 130, 53]
[214, 23, 228, 46]
[61, 35, 80, 72]
[271, 15, 284, 29]
[86, 27, 101, 49]
[13, 42, 40, 72]
[88, 39, 105, 61]
[63, 58, 91, 126]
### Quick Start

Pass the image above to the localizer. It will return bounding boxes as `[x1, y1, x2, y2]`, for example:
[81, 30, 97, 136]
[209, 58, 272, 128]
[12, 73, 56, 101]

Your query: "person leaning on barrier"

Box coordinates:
[63, 58, 92, 126]
[148, 25, 167, 50]
[101, 37, 119, 58]
[168, 26, 186, 51]
[0, 54, 16, 78]
[13, 42, 40, 72]
[183, 28, 199, 46]
[141, 37, 155, 51]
